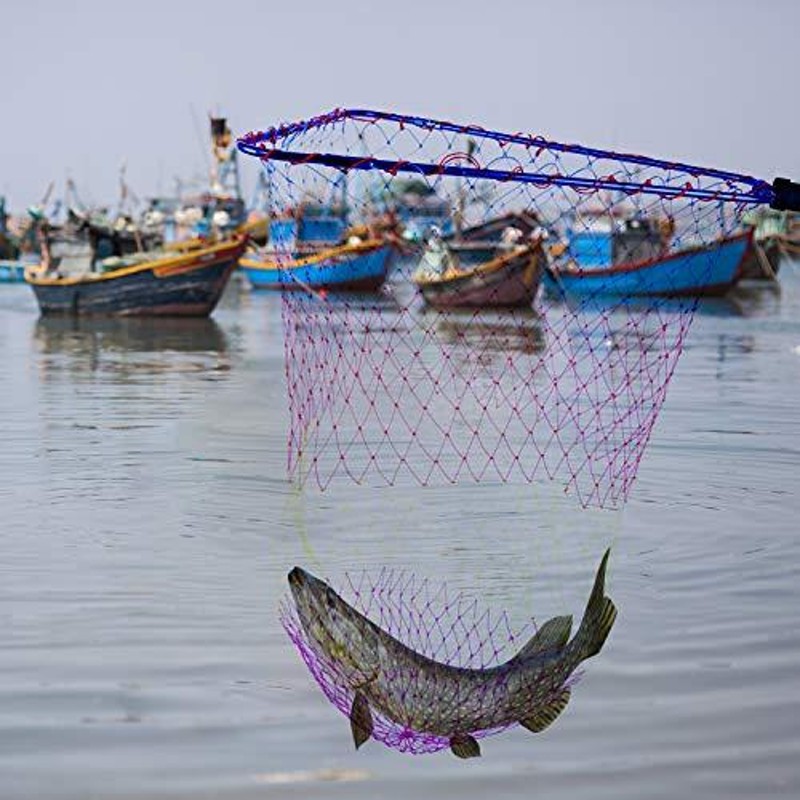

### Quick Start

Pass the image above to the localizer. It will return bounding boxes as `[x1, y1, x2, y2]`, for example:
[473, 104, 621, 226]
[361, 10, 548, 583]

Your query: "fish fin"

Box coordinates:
[450, 734, 481, 759]
[515, 615, 573, 661]
[576, 548, 617, 660]
[349, 692, 373, 750]
[519, 688, 571, 733]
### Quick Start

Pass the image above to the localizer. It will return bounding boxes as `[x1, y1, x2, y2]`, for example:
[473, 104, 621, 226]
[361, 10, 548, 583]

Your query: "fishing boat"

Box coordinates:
[239, 238, 393, 291]
[25, 235, 246, 316]
[0, 257, 36, 282]
[544, 231, 751, 298]
[738, 208, 791, 280]
[412, 242, 543, 309]
[738, 236, 784, 281]
[269, 212, 347, 251]
[442, 210, 543, 267]
[449, 210, 541, 243]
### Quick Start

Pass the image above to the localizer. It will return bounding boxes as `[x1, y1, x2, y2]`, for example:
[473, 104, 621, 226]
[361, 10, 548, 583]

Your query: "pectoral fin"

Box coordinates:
[450, 733, 481, 759]
[350, 692, 373, 750]
[519, 688, 571, 733]
[515, 615, 573, 661]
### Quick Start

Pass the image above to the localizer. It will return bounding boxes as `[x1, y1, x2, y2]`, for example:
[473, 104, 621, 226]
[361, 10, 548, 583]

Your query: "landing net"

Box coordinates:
[239, 109, 769, 508]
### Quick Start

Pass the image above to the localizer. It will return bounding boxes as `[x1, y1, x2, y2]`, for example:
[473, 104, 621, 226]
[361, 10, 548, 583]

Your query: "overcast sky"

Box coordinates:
[3, 0, 797, 210]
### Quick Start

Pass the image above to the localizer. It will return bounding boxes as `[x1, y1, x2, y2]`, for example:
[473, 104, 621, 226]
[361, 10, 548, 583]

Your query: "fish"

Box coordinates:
[287, 549, 616, 759]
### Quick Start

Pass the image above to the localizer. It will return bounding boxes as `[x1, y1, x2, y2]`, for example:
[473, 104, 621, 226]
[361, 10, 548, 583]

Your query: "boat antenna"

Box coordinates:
[190, 103, 211, 173]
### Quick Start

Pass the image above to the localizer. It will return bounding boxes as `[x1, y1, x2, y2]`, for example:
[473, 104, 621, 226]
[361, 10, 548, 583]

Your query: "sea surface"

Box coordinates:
[1, 267, 799, 799]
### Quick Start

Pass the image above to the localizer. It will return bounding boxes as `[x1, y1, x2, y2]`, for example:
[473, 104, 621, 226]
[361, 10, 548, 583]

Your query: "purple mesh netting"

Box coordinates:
[239, 109, 761, 508]
[281, 569, 583, 755]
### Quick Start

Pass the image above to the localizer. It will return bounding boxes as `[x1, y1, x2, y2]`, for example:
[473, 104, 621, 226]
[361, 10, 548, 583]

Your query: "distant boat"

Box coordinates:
[240, 239, 393, 291]
[443, 210, 543, 267]
[544, 231, 751, 298]
[739, 209, 790, 280]
[448, 210, 541, 244]
[412, 243, 543, 308]
[0, 256, 37, 283]
[738, 236, 783, 281]
[25, 236, 246, 316]
[389, 181, 452, 242]
[270, 213, 347, 250]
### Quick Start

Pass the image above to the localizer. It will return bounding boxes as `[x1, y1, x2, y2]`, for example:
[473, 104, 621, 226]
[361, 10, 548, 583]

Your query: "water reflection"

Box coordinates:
[426, 308, 546, 356]
[34, 316, 228, 354]
[282, 550, 616, 759]
[545, 285, 782, 320]
[725, 284, 782, 318]
[32, 316, 230, 380]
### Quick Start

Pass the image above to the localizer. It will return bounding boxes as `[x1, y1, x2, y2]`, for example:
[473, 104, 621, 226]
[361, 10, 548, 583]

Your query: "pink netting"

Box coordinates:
[284, 292, 693, 507]
[240, 109, 761, 507]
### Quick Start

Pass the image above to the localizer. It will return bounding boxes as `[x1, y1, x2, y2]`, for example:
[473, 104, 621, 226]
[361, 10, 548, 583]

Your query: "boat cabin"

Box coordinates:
[568, 211, 664, 269]
[269, 205, 347, 251]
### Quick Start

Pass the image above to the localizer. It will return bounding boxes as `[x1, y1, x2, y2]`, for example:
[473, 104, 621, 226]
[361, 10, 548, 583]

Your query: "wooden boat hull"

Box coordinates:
[738, 236, 782, 280]
[414, 246, 542, 309]
[26, 238, 245, 317]
[544, 232, 751, 298]
[240, 241, 392, 291]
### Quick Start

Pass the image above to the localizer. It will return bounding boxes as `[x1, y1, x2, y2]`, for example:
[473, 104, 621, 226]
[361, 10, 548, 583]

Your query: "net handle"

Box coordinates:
[771, 177, 800, 211]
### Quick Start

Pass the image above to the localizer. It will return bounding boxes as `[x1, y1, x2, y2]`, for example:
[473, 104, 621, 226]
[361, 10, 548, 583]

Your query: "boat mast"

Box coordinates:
[209, 116, 242, 200]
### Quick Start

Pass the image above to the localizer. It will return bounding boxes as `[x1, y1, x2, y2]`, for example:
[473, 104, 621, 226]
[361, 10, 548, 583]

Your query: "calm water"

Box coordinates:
[1, 268, 799, 799]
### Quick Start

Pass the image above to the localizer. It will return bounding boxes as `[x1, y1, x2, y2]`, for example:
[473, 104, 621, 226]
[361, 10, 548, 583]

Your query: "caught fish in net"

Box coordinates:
[281, 550, 615, 757]
[238, 109, 795, 508]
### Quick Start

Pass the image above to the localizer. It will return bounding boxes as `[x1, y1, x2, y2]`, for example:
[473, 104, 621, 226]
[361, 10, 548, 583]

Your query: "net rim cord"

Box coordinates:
[235, 146, 766, 206]
[237, 107, 773, 201]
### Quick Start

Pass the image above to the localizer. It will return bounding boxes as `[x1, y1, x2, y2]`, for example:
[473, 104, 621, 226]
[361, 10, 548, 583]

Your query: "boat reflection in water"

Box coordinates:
[426, 308, 545, 357]
[33, 316, 229, 381]
[549, 284, 781, 322]
[34, 315, 228, 354]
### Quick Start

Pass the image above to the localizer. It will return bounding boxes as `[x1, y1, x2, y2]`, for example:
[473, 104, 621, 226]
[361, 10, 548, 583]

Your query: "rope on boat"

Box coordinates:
[754, 240, 779, 281]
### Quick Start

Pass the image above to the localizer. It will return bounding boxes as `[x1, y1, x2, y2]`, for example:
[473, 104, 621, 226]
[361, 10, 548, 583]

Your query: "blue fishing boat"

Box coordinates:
[545, 231, 752, 297]
[270, 214, 346, 249]
[0, 259, 28, 282]
[240, 239, 393, 291]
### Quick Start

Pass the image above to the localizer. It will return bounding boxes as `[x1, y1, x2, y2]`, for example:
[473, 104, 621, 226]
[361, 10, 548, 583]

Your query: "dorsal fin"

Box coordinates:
[514, 615, 573, 662]
[519, 688, 571, 733]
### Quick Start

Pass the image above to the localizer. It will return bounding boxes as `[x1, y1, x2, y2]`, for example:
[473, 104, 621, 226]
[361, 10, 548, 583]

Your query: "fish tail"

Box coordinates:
[573, 549, 617, 662]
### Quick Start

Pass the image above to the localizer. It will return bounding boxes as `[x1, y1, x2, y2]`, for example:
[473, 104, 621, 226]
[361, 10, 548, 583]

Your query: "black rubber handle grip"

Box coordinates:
[771, 177, 800, 212]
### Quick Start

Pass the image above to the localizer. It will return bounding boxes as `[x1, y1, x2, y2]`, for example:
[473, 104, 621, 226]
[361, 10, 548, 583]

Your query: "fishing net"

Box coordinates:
[239, 109, 771, 508]
[281, 568, 583, 755]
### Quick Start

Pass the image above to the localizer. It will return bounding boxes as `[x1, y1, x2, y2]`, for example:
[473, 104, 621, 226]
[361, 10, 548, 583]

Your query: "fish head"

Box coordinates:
[288, 567, 379, 679]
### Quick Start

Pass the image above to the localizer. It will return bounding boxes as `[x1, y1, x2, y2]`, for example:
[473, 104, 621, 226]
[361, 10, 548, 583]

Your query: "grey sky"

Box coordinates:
[3, 0, 797, 210]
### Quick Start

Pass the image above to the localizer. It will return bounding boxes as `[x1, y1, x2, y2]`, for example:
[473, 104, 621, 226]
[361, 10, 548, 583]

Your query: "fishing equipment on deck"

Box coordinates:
[238, 108, 800, 509]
